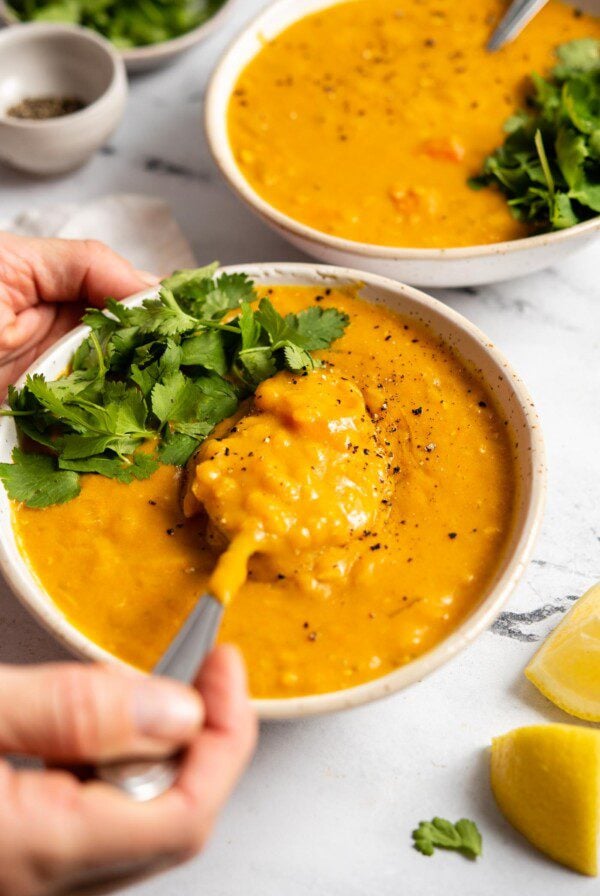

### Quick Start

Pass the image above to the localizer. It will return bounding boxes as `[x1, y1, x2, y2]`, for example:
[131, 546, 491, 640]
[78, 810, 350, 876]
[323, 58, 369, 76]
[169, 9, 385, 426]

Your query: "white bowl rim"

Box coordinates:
[205, 0, 600, 261]
[0, 262, 547, 719]
[0, 21, 126, 129]
[0, 0, 238, 63]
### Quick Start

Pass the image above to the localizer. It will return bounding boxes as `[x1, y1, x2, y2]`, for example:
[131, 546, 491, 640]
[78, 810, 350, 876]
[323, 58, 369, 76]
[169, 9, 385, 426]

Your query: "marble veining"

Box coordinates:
[0, 3, 599, 894]
[492, 595, 579, 642]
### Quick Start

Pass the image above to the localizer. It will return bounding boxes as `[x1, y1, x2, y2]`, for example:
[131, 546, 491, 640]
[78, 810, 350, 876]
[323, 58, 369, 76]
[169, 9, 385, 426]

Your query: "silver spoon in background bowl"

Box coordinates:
[488, 0, 550, 50]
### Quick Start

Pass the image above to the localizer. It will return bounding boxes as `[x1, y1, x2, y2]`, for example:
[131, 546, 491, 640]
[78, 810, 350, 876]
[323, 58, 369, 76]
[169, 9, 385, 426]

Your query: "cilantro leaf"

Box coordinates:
[59, 451, 159, 483]
[236, 347, 278, 388]
[238, 301, 264, 350]
[151, 371, 202, 426]
[158, 432, 200, 466]
[412, 817, 482, 860]
[455, 819, 483, 857]
[255, 298, 329, 371]
[180, 331, 227, 374]
[288, 306, 350, 351]
[126, 288, 197, 337]
[161, 263, 219, 300]
[194, 374, 239, 427]
[0, 449, 80, 508]
[199, 273, 256, 320]
[283, 344, 313, 371]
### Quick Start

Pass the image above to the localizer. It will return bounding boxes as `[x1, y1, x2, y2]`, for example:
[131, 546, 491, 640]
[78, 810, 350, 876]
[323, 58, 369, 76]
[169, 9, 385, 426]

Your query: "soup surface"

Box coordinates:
[228, 0, 600, 248]
[14, 286, 517, 698]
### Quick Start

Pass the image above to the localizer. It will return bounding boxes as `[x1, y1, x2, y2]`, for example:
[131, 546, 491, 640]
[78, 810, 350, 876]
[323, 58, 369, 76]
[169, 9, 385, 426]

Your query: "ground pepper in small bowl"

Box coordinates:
[7, 95, 86, 120]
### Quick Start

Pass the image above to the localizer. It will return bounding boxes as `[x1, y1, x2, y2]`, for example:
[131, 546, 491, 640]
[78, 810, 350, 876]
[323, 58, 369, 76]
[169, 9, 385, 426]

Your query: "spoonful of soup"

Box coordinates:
[183, 367, 393, 604]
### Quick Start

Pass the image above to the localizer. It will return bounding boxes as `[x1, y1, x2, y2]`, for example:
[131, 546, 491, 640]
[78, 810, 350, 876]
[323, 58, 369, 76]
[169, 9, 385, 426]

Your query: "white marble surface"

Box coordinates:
[1, 4, 600, 893]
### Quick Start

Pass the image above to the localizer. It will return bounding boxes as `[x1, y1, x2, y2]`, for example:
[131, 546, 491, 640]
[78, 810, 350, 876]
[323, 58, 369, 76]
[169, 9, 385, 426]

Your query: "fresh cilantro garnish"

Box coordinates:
[0, 449, 81, 508]
[0, 264, 349, 508]
[412, 817, 483, 860]
[470, 39, 600, 231]
[6, 1, 226, 49]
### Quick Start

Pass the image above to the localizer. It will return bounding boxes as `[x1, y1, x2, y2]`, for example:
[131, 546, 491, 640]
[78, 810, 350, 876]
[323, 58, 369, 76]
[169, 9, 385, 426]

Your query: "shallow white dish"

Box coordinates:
[0, 263, 546, 719]
[205, 0, 600, 288]
[0, 23, 127, 175]
[0, 0, 239, 73]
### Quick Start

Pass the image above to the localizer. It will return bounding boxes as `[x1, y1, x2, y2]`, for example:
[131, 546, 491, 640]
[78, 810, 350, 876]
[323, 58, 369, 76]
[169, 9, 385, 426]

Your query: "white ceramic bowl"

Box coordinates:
[0, 23, 127, 175]
[0, 0, 239, 73]
[205, 0, 600, 288]
[0, 263, 546, 719]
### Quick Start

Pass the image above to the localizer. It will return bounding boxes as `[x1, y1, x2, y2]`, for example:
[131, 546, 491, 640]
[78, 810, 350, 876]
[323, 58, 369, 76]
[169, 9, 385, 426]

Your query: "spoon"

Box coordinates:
[487, 0, 549, 50]
[95, 593, 223, 802]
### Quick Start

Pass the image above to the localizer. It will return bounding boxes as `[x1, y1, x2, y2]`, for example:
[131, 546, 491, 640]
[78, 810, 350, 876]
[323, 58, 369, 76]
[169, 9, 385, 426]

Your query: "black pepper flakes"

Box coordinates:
[8, 95, 86, 120]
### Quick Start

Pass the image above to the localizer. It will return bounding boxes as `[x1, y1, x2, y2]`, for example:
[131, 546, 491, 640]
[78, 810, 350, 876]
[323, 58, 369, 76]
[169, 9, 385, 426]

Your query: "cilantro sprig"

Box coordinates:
[412, 817, 483, 860]
[0, 264, 349, 508]
[470, 39, 600, 231]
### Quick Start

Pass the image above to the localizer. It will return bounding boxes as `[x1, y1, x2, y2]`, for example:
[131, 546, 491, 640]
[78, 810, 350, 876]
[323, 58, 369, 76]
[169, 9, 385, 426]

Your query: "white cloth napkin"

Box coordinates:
[2, 194, 197, 275]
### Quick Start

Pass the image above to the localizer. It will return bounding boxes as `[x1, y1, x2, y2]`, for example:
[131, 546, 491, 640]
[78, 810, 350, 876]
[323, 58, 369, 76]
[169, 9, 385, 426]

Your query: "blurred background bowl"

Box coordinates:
[0, 0, 240, 73]
[0, 23, 127, 175]
[205, 0, 600, 288]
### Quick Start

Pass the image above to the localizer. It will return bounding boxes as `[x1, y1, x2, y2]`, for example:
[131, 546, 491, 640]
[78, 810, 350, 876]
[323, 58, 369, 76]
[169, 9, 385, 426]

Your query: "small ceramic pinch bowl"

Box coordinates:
[0, 0, 240, 73]
[0, 263, 546, 719]
[205, 0, 600, 288]
[0, 23, 127, 175]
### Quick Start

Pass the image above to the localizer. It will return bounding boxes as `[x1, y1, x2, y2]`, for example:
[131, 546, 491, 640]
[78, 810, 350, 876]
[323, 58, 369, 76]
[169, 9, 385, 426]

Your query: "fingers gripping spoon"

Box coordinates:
[96, 594, 223, 801]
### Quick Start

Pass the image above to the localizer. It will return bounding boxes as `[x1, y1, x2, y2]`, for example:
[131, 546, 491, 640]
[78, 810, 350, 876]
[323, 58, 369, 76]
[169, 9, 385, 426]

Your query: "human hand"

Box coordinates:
[0, 233, 159, 400]
[0, 646, 257, 896]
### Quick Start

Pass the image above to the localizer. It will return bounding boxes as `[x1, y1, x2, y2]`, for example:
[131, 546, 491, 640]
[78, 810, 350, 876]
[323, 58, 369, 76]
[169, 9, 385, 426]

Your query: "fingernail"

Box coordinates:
[136, 269, 161, 286]
[134, 679, 203, 740]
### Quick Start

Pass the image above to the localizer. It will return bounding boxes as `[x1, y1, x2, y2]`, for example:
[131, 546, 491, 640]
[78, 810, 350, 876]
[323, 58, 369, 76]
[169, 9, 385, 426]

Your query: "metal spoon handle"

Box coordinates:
[487, 0, 549, 50]
[96, 595, 223, 801]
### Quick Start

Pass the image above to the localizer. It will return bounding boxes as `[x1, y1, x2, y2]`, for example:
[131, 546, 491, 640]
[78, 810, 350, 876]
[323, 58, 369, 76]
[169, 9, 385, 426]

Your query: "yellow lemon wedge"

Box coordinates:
[491, 724, 600, 876]
[525, 582, 600, 722]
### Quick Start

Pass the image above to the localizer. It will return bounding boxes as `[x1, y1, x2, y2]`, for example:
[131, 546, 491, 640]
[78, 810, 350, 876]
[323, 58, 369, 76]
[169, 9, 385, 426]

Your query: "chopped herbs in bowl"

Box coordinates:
[470, 38, 600, 232]
[0, 263, 349, 509]
[5, 0, 224, 47]
[1, 0, 232, 70]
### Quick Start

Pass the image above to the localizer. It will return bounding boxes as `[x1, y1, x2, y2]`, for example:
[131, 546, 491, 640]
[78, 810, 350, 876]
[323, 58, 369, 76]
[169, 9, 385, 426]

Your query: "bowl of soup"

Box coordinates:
[0, 263, 546, 718]
[205, 0, 600, 287]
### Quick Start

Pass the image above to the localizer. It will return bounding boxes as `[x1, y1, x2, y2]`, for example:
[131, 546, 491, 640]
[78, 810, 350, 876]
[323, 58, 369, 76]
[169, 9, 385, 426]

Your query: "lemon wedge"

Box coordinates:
[525, 582, 600, 722]
[491, 724, 600, 876]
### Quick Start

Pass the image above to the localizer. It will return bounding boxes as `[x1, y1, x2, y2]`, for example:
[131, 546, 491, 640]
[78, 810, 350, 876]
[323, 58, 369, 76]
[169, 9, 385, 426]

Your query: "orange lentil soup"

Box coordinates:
[227, 0, 600, 248]
[13, 286, 517, 698]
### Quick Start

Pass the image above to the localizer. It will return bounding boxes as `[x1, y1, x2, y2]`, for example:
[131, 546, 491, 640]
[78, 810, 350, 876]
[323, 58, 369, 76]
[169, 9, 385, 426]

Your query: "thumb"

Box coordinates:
[0, 663, 204, 763]
[4, 233, 159, 306]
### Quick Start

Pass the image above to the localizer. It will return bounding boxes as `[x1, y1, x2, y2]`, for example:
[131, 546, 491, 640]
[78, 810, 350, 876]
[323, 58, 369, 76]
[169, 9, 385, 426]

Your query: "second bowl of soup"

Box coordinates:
[206, 0, 600, 286]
